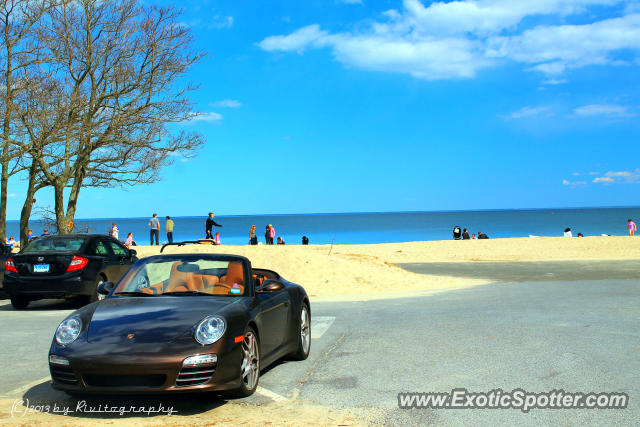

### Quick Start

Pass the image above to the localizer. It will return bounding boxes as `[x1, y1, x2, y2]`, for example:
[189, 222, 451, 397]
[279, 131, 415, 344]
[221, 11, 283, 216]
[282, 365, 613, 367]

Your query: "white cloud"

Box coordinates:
[563, 179, 586, 185]
[572, 172, 581, 176]
[488, 13, 640, 75]
[7, 193, 16, 198]
[593, 169, 640, 183]
[259, 1, 640, 80]
[258, 25, 329, 53]
[500, 106, 552, 120]
[541, 78, 568, 85]
[210, 99, 243, 108]
[186, 112, 223, 123]
[210, 16, 233, 29]
[593, 176, 615, 183]
[589, 171, 600, 175]
[573, 104, 636, 117]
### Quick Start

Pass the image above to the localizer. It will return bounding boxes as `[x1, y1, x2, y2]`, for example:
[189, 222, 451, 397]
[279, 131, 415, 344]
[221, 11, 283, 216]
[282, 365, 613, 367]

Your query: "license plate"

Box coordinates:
[33, 264, 49, 273]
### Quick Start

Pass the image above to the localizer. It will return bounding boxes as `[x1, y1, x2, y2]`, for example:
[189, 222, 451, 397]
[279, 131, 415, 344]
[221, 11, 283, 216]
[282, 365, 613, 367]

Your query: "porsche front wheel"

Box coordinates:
[231, 327, 260, 397]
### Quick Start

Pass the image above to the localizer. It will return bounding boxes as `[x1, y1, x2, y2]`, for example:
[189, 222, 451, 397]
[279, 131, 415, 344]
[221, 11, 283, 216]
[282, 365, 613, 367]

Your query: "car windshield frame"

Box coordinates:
[112, 254, 252, 298]
[21, 236, 88, 253]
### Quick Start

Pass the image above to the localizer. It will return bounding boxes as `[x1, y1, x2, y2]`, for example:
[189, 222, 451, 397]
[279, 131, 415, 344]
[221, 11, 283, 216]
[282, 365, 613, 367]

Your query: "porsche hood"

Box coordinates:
[87, 297, 240, 344]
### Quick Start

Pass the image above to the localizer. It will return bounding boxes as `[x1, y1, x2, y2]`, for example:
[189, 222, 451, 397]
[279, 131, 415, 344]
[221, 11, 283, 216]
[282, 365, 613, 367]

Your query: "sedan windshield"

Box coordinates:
[22, 237, 86, 253]
[115, 258, 246, 296]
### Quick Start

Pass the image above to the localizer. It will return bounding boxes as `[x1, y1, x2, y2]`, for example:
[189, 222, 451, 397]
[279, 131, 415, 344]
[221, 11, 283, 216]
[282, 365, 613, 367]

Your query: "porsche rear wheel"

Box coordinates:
[231, 327, 260, 397]
[290, 303, 311, 360]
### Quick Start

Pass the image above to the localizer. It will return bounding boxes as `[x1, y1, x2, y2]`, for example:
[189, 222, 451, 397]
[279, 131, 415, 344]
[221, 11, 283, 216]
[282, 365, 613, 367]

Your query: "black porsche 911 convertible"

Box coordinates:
[48, 250, 311, 397]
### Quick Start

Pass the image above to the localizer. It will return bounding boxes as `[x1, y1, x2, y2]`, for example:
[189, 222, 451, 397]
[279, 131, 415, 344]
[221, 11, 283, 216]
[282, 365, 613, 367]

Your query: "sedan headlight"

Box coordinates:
[194, 315, 226, 346]
[55, 316, 82, 346]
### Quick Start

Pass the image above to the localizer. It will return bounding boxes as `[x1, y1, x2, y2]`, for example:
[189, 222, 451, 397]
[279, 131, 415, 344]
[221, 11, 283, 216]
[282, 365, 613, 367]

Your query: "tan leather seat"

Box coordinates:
[166, 262, 198, 292]
[222, 262, 244, 285]
[218, 262, 244, 295]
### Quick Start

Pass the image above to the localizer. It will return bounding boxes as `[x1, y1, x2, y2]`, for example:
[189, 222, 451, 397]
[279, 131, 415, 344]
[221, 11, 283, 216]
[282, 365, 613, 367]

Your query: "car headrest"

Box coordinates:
[176, 263, 199, 273]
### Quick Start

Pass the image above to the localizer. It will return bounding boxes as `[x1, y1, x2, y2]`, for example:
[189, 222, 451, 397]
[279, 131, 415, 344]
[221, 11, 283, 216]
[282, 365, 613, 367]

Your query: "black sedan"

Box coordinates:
[3, 234, 137, 309]
[48, 253, 311, 397]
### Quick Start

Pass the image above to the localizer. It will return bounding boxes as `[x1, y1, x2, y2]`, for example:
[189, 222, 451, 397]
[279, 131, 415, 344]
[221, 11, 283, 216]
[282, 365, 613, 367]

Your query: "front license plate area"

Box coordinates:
[33, 264, 50, 273]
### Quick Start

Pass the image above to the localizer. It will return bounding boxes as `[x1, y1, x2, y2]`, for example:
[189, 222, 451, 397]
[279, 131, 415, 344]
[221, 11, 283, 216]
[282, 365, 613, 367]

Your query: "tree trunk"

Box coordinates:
[53, 181, 66, 234]
[64, 164, 86, 232]
[19, 160, 39, 246]
[0, 45, 13, 242]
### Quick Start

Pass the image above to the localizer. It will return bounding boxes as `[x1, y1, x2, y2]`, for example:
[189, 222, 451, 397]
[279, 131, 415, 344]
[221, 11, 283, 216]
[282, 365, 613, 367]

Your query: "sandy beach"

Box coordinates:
[129, 236, 639, 299]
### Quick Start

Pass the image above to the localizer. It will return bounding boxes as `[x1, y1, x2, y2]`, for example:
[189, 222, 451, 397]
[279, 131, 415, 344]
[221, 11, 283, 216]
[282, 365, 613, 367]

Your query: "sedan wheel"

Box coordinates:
[231, 327, 260, 397]
[10, 296, 30, 310]
[96, 278, 106, 301]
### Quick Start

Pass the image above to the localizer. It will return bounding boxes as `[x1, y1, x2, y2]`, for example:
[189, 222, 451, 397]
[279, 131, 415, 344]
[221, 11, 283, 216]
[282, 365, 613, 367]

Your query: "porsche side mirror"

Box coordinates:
[97, 281, 115, 296]
[257, 279, 284, 293]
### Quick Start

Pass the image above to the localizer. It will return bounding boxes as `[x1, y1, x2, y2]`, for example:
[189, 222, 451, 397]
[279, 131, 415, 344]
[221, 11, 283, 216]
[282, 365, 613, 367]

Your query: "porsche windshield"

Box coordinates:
[115, 258, 246, 296]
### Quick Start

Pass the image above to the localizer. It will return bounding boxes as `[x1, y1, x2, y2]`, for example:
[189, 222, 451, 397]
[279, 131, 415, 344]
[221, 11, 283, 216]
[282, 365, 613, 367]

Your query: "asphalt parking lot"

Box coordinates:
[1, 271, 639, 425]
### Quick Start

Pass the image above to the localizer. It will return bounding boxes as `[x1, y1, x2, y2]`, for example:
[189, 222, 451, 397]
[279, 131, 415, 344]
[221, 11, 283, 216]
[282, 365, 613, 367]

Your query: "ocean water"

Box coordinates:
[5, 207, 639, 245]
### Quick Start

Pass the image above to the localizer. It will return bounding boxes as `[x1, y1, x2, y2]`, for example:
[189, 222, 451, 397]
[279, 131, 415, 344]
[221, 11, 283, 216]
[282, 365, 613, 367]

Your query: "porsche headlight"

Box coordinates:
[55, 316, 82, 346]
[194, 315, 226, 345]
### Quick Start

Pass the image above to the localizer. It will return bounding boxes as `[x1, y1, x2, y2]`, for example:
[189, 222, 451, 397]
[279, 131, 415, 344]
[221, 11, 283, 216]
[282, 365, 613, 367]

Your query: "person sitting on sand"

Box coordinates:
[27, 229, 35, 241]
[564, 227, 572, 237]
[124, 232, 136, 248]
[628, 219, 636, 236]
[277, 236, 285, 245]
[478, 232, 489, 239]
[471, 233, 477, 239]
[462, 228, 470, 240]
[577, 233, 584, 237]
[453, 226, 462, 240]
[6, 236, 15, 248]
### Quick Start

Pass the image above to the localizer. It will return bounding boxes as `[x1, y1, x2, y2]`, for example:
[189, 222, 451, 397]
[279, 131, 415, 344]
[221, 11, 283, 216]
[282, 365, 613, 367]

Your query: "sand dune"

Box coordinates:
[131, 236, 637, 299]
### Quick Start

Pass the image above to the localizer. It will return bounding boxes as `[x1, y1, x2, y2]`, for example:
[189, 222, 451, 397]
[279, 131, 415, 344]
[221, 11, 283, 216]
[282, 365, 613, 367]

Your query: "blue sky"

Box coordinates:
[7, 0, 640, 219]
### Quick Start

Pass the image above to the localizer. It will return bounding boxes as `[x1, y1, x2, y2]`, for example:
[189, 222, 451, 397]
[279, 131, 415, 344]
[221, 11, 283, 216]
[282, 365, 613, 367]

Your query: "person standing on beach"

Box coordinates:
[166, 216, 174, 243]
[628, 219, 636, 236]
[110, 223, 119, 240]
[149, 213, 160, 245]
[270, 224, 276, 244]
[249, 225, 258, 245]
[265, 225, 271, 245]
[205, 212, 222, 239]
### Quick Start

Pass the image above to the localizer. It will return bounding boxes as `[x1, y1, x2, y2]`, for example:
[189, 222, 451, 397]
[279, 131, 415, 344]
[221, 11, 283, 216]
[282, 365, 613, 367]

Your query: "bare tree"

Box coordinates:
[13, 0, 204, 234]
[0, 0, 52, 241]
[15, 75, 69, 243]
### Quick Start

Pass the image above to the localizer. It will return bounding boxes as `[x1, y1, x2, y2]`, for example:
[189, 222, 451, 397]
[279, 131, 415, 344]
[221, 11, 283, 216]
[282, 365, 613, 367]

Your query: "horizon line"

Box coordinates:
[7, 204, 640, 222]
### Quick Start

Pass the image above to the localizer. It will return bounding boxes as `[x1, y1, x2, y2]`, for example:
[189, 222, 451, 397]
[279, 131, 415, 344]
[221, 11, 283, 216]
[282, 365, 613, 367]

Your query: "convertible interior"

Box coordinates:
[139, 261, 246, 296]
[132, 260, 284, 297]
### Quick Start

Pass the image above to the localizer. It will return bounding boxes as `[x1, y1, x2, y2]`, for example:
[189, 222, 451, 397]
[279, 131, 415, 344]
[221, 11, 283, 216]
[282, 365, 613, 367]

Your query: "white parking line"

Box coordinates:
[1, 376, 51, 398]
[312, 316, 335, 339]
[256, 386, 288, 401]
